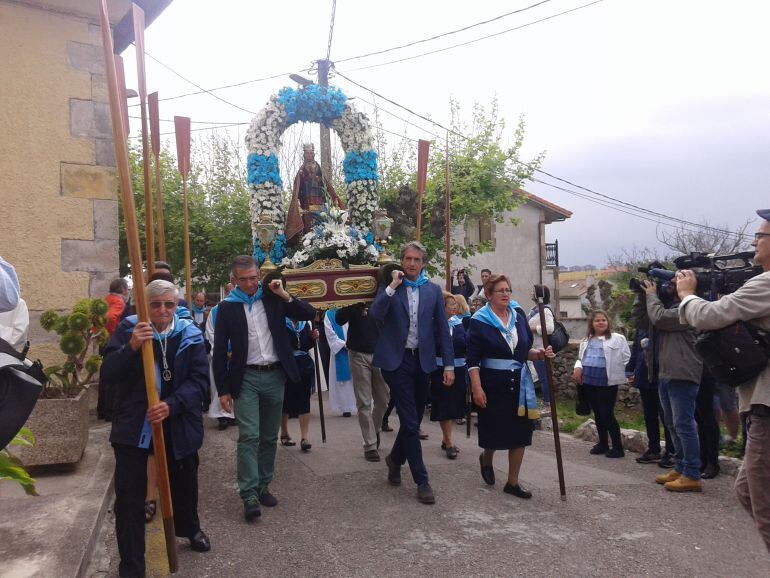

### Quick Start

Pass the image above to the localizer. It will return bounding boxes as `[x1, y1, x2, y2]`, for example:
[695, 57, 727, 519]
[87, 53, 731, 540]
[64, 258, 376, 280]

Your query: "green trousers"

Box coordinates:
[234, 368, 285, 502]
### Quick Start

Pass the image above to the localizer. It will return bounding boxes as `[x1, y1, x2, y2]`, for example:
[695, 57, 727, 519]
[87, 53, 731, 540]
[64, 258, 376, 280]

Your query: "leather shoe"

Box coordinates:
[417, 483, 435, 504]
[503, 483, 532, 499]
[385, 454, 401, 485]
[243, 499, 261, 522]
[258, 489, 278, 507]
[701, 462, 720, 479]
[364, 449, 381, 462]
[589, 443, 609, 455]
[189, 530, 211, 552]
[479, 453, 495, 486]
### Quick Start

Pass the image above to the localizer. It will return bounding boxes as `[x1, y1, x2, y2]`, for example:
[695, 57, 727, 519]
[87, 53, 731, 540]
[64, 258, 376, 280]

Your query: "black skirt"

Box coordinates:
[477, 388, 534, 450]
[282, 355, 314, 418]
[429, 366, 467, 422]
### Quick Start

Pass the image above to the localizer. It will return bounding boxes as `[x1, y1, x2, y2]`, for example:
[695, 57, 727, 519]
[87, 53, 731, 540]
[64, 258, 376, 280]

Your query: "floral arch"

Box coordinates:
[245, 85, 381, 267]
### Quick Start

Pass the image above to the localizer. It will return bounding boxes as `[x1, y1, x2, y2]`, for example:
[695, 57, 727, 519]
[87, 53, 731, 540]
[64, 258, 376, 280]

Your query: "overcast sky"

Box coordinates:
[121, 0, 770, 266]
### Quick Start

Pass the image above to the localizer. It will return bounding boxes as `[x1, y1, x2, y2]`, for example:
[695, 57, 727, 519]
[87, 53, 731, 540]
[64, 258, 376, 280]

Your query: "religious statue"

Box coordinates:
[285, 143, 345, 245]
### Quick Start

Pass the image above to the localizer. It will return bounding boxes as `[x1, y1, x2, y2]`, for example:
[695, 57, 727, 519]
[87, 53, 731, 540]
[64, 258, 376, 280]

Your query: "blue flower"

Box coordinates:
[343, 149, 378, 183]
[247, 153, 282, 188]
[277, 85, 347, 127]
[364, 231, 382, 251]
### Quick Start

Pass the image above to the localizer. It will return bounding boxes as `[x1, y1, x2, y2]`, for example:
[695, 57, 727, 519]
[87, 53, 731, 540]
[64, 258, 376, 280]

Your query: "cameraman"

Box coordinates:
[677, 209, 770, 552]
[642, 279, 703, 492]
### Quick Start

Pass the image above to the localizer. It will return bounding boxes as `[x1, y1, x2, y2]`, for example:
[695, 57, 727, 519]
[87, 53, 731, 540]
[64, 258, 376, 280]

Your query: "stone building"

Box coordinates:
[0, 0, 170, 363]
[449, 191, 572, 308]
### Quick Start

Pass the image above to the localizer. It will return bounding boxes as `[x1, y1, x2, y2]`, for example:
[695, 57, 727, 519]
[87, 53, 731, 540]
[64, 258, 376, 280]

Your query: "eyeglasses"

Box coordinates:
[237, 275, 260, 283]
[754, 232, 770, 242]
[493, 288, 512, 294]
[149, 301, 176, 310]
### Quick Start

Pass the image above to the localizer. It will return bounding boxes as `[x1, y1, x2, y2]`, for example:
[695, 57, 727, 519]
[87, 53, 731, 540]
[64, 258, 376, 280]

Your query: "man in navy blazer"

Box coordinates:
[370, 241, 454, 504]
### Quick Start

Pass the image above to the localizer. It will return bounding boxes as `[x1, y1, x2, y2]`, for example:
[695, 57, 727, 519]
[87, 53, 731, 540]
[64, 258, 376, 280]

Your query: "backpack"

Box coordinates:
[694, 321, 770, 387]
[0, 338, 44, 449]
[529, 305, 570, 353]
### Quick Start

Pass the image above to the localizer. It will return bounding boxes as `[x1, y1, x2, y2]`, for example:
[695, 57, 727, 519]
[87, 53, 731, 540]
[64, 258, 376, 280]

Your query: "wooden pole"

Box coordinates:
[415, 139, 430, 241]
[133, 4, 154, 275]
[444, 131, 451, 292]
[174, 116, 192, 305]
[534, 284, 567, 500]
[98, 2, 179, 571]
[149, 92, 166, 261]
[312, 315, 327, 443]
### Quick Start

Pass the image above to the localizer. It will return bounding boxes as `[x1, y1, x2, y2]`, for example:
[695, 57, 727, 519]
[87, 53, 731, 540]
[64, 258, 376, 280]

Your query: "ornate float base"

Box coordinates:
[282, 259, 380, 309]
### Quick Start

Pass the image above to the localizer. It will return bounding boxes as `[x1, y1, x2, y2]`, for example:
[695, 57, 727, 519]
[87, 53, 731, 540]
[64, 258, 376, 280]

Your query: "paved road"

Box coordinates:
[92, 393, 767, 577]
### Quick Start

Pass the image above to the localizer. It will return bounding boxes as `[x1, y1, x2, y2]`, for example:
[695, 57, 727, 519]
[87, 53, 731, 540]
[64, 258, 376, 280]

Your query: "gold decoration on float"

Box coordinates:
[286, 280, 327, 299]
[335, 276, 377, 296]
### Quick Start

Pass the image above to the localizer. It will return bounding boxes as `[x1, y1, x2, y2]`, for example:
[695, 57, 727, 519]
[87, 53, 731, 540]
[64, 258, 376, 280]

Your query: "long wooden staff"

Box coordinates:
[148, 92, 166, 261]
[133, 4, 154, 275]
[174, 116, 192, 305]
[415, 139, 430, 241]
[312, 313, 327, 443]
[98, 1, 178, 571]
[534, 284, 567, 500]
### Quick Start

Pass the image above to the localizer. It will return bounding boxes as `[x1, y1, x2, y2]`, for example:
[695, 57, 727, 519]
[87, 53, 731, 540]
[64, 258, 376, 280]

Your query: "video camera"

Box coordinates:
[628, 261, 675, 297]
[673, 251, 762, 299]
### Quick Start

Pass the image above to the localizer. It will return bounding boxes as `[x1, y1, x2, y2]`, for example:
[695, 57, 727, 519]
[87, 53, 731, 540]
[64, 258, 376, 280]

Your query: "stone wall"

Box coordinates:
[0, 2, 122, 364]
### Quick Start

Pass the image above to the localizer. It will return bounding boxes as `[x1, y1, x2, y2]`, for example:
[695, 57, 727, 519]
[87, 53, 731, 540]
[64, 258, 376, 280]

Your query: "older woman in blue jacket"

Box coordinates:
[103, 280, 210, 578]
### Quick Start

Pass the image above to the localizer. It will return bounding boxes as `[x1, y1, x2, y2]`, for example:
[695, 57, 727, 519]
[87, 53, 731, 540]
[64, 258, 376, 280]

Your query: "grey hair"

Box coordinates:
[146, 280, 179, 302]
[400, 240, 428, 263]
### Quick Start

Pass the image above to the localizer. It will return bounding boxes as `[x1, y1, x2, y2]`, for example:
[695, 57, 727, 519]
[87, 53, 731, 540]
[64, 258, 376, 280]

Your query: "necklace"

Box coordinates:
[152, 324, 172, 382]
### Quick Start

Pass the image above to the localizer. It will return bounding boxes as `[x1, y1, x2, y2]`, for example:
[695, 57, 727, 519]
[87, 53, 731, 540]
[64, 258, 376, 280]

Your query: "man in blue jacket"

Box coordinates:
[370, 241, 454, 504]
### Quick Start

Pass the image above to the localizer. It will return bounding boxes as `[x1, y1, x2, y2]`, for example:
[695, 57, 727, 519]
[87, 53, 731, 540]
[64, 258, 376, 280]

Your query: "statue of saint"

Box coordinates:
[286, 143, 344, 245]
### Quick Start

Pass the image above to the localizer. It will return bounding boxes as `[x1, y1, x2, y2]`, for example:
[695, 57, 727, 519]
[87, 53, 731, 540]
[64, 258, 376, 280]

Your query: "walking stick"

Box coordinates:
[99, 3, 178, 571]
[466, 381, 472, 438]
[312, 313, 327, 443]
[534, 285, 567, 501]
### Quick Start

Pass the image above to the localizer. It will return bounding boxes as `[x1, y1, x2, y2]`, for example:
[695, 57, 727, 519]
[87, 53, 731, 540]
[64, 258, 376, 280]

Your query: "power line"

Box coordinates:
[336, 0, 552, 64]
[128, 115, 245, 125]
[341, 0, 606, 72]
[128, 121, 249, 139]
[326, 0, 337, 61]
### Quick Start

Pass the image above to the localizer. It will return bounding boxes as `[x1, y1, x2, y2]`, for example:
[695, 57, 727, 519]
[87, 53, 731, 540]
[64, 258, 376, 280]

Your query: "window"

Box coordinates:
[464, 215, 494, 247]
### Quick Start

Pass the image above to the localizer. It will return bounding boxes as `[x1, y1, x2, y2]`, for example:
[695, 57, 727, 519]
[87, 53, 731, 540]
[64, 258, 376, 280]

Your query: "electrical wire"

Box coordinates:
[128, 115, 246, 125]
[326, 0, 337, 61]
[128, 121, 249, 139]
[341, 0, 606, 72]
[336, 0, 552, 64]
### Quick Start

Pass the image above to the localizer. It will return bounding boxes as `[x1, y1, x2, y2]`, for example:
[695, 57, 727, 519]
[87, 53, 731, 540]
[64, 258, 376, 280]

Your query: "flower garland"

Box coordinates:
[246, 85, 383, 267]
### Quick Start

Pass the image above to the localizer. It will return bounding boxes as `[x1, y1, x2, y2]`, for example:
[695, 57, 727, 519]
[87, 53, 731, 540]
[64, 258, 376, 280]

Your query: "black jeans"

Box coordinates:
[639, 386, 674, 454]
[113, 444, 201, 577]
[584, 384, 622, 450]
[696, 379, 720, 468]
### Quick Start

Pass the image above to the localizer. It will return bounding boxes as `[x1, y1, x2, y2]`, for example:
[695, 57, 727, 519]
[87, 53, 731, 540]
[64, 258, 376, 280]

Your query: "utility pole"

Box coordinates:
[317, 59, 333, 183]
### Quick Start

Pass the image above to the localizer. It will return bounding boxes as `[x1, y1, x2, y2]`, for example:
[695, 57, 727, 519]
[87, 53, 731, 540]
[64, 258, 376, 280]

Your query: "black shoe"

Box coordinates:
[217, 417, 229, 431]
[479, 453, 495, 486]
[702, 462, 720, 479]
[381, 421, 394, 432]
[365, 449, 381, 462]
[605, 447, 625, 458]
[636, 450, 662, 464]
[243, 499, 261, 522]
[590, 444, 609, 455]
[258, 489, 278, 507]
[189, 530, 211, 552]
[385, 454, 401, 486]
[417, 483, 435, 504]
[503, 483, 532, 499]
[343, 412, 352, 417]
[300, 439, 312, 452]
[443, 443, 458, 460]
[658, 453, 675, 469]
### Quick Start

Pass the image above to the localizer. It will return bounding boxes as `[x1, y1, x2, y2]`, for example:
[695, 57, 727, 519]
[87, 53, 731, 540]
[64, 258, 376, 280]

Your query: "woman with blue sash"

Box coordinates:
[102, 280, 211, 577]
[280, 318, 318, 452]
[467, 274, 554, 499]
[430, 292, 468, 459]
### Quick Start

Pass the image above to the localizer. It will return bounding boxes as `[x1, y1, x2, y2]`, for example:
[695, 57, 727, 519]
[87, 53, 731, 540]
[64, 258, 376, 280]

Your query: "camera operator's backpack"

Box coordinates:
[695, 322, 770, 387]
[0, 337, 44, 449]
[528, 305, 570, 353]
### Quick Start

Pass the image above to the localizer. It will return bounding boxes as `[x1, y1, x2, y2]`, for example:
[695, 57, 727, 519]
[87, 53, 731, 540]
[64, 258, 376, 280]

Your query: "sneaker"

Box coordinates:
[658, 452, 675, 469]
[417, 483, 436, 504]
[605, 447, 625, 458]
[664, 476, 703, 492]
[243, 498, 261, 522]
[589, 444, 609, 455]
[636, 450, 662, 464]
[258, 488, 278, 507]
[655, 470, 681, 485]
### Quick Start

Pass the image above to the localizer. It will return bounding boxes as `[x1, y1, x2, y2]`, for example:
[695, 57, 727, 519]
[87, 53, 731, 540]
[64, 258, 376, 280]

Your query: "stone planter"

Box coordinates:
[12, 386, 91, 467]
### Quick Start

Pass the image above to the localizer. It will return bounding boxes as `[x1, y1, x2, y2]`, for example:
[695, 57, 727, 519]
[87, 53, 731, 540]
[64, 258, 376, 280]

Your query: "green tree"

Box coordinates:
[380, 98, 544, 275]
[119, 133, 252, 290]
